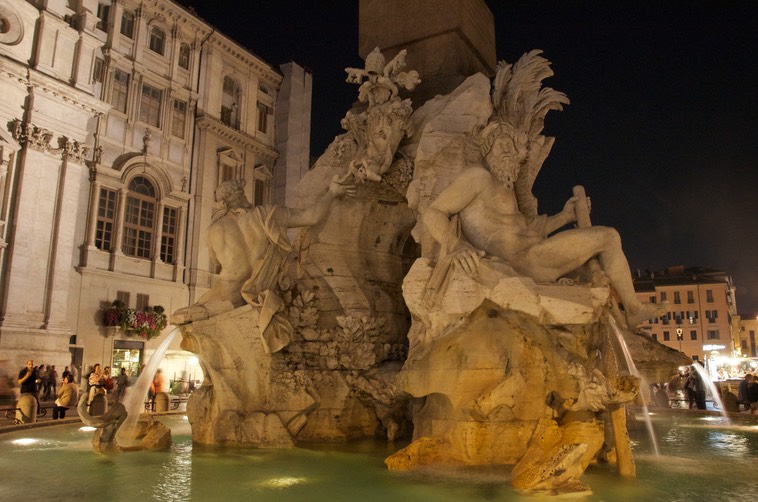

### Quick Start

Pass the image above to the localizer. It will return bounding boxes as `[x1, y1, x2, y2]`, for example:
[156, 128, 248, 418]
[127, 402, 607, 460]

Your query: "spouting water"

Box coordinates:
[689, 362, 730, 422]
[115, 326, 181, 447]
[607, 315, 660, 457]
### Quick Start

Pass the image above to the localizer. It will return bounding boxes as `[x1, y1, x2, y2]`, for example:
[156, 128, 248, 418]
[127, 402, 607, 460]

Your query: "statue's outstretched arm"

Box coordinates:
[287, 174, 355, 228]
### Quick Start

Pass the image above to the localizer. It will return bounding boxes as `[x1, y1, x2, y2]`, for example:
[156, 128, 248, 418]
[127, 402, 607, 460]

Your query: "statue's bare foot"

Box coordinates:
[625, 301, 668, 327]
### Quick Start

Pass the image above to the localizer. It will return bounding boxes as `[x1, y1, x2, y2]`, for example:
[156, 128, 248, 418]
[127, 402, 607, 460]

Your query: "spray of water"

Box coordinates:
[689, 362, 730, 422]
[607, 315, 660, 457]
[115, 326, 181, 447]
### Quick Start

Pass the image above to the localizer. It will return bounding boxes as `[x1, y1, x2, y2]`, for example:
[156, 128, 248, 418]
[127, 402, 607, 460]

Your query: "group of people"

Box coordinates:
[16, 359, 79, 420]
[85, 364, 132, 408]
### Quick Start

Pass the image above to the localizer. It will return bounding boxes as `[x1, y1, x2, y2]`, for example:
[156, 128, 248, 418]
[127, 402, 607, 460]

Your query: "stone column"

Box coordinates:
[86, 179, 101, 249]
[113, 187, 128, 255]
[153, 201, 165, 263]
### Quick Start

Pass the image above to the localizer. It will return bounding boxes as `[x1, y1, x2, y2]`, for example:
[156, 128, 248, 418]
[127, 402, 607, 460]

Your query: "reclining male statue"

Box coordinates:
[173, 174, 354, 351]
[422, 51, 666, 328]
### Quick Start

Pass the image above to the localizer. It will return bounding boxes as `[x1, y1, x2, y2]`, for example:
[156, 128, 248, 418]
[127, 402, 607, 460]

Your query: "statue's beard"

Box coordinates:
[487, 158, 520, 189]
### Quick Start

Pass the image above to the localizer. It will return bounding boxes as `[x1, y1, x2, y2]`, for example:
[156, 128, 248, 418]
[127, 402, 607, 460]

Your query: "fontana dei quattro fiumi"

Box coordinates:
[3, 1, 758, 500]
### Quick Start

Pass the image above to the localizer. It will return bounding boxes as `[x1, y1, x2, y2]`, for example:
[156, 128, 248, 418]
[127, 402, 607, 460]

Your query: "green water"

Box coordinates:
[1, 413, 756, 501]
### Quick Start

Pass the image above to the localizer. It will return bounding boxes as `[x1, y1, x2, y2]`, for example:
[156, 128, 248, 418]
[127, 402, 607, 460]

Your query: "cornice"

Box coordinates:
[196, 115, 278, 162]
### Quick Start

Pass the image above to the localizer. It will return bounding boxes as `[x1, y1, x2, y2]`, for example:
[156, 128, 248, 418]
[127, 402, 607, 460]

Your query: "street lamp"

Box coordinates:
[676, 328, 683, 352]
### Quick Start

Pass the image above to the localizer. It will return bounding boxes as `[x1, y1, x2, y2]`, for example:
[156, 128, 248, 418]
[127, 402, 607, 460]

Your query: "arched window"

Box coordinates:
[122, 176, 156, 258]
[148, 26, 165, 55]
[120, 10, 135, 38]
[178, 43, 190, 69]
[220, 76, 240, 129]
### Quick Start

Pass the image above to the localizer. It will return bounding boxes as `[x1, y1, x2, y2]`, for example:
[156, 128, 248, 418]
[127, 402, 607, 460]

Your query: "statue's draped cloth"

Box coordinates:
[212, 204, 293, 353]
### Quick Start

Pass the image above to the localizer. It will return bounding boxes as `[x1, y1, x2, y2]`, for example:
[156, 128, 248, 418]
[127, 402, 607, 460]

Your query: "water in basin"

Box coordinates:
[1, 412, 756, 501]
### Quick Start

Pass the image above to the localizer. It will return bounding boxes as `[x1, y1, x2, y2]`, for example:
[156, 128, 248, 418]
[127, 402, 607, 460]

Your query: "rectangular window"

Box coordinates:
[690, 330, 698, 341]
[651, 333, 658, 341]
[93, 58, 104, 83]
[120, 11, 135, 38]
[687, 290, 694, 303]
[111, 69, 129, 113]
[221, 164, 236, 182]
[649, 296, 656, 304]
[660, 291, 667, 302]
[160, 207, 177, 264]
[257, 102, 269, 133]
[139, 84, 162, 127]
[706, 289, 714, 303]
[663, 331, 670, 341]
[687, 311, 698, 324]
[96, 4, 110, 32]
[661, 313, 670, 325]
[123, 196, 154, 258]
[95, 187, 117, 251]
[178, 44, 190, 70]
[707, 330, 719, 340]
[254, 179, 265, 206]
[171, 99, 187, 139]
[674, 312, 683, 325]
[116, 290, 130, 307]
[136, 293, 149, 311]
[673, 291, 681, 304]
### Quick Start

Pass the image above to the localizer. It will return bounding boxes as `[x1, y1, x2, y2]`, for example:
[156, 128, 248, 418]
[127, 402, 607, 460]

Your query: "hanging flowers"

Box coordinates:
[102, 300, 168, 340]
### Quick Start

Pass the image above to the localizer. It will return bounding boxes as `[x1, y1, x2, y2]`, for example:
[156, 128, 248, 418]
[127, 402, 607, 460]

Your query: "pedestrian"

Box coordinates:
[87, 363, 105, 404]
[17, 359, 39, 397]
[52, 374, 79, 419]
[738, 373, 752, 411]
[47, 365, 58, 399]
[116, 367, 129, 402]
[748, 375, 758, 414]
[149, 369, 164, 411]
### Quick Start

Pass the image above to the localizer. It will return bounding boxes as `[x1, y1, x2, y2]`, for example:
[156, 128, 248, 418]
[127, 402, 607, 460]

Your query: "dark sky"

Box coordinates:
[176, 1, 758, 316]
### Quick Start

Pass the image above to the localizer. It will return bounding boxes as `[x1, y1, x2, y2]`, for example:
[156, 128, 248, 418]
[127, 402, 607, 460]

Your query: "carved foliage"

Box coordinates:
[8, 119, 90, 162]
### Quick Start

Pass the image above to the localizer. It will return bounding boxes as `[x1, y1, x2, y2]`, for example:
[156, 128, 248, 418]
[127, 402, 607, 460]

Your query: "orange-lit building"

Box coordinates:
[633, 266, 738, 366]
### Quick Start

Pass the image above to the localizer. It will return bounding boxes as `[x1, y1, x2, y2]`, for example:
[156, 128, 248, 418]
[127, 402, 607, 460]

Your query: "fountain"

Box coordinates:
[162, 47, 692, 495]
[21, 20, 692, 497]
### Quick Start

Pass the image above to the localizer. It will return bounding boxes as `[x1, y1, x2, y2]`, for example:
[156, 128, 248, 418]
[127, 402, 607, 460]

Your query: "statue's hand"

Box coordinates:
[328, 173, 357, 198]
[451, 243, 485, 275]
[562, 195, 581, 223]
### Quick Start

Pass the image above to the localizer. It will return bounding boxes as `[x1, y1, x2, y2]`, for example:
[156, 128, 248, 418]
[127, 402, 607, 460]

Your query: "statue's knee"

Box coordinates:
[600, 226, 621, 247]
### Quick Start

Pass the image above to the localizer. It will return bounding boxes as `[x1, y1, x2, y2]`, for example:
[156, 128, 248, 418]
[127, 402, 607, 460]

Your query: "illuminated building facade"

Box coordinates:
[0, 0, 311, 380]
[634, 266, 738, 365]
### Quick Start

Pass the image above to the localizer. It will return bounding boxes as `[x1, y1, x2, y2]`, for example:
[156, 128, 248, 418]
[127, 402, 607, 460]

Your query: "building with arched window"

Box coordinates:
[0, 0, 312, 384]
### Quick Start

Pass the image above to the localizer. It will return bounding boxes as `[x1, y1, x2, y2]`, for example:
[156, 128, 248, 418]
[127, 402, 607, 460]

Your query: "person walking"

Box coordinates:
[116, 367, 129, 402]
[52, 374, 79, 419]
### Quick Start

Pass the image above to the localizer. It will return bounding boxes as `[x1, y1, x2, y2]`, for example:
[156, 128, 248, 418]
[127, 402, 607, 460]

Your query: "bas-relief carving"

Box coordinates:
[173, 47, 687, 494]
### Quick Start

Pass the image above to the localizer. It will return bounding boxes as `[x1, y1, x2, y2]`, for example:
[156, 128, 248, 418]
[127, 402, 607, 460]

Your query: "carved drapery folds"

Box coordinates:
[8, 119, 90, 163]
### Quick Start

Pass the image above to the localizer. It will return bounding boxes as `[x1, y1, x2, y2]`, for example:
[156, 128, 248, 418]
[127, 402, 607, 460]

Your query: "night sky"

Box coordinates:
[176, 1, 758, 315]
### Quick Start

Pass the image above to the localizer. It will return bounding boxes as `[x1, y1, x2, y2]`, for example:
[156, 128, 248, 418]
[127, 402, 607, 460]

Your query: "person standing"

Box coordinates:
[17, 360, 38, 396]
[52, 374, 79, 419]
[149, 369, 164, 411]
[116, 367, 129, 402]
[738, 373, 752, 411]
[747, 374, 758, 414]
[47, 365, 58, 400]
[87, 363, 104, 404]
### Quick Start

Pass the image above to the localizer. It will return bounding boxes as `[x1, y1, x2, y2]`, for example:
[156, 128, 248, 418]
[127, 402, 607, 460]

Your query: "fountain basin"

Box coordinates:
[1, 412, 757, 500]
